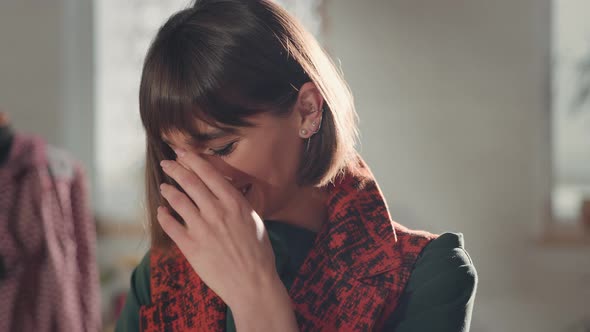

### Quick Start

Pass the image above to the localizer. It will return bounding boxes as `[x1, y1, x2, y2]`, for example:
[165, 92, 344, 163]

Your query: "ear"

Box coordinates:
[294, 82, 324, 138]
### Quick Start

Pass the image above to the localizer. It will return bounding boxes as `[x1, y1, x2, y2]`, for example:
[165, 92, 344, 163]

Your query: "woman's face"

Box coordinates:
[162, 83, 323, 221]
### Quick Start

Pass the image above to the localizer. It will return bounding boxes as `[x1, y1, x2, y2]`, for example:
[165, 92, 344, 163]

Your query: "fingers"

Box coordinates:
[160, 182, 203, 228]
[161, 159, 218, 213]
[173, 149, 238, 202]
[157, 206, 192, 249]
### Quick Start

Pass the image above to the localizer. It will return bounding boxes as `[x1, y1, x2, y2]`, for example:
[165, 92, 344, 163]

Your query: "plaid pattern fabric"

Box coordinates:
[0, 134, 101, 332]
[140, 154, 437, 331]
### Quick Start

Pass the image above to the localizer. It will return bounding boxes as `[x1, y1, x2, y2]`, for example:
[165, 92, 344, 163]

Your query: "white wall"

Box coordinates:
[324, 1, 590, 331]
[0, 2, 63, 144]
[0, 0, 95, 189]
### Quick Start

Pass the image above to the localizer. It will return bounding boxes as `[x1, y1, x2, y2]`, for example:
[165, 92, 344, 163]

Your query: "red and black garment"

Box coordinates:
[139, 155, 439, 331]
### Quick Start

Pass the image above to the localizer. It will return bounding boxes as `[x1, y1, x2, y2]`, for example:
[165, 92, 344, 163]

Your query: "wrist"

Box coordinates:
[230, 274, 298, 331]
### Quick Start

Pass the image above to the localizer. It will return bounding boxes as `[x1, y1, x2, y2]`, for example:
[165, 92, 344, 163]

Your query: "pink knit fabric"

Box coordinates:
[0, 134, 101, 332]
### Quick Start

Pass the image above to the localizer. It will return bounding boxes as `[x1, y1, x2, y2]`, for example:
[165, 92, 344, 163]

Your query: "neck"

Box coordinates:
[267, 184, 329, 233]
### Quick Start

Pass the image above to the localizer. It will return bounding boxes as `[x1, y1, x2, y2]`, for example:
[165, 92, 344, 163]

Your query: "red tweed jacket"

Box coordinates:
[139, 156, 438, 331]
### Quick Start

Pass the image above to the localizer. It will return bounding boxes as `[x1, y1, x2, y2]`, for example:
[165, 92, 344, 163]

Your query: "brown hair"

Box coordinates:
[139, 0, 359, 249]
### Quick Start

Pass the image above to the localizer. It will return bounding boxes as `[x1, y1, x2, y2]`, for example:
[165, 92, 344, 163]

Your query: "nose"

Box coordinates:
[203, 155, 239, 187]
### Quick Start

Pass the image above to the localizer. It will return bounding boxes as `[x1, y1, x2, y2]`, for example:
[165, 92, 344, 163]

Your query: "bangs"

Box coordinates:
[138, 11, 270, 146]
[139, 50, 261, 145]
[138, 7, 305, 149]
[141, 86, 259, 146]
[141, 1, 359, 249]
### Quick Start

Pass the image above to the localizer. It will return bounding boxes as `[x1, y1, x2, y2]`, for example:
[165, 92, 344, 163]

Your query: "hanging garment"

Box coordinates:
[0, 133, 101, 332]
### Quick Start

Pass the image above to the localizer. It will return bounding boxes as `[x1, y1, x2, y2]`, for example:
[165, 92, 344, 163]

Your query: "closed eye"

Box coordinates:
[208, 141, 237, 157]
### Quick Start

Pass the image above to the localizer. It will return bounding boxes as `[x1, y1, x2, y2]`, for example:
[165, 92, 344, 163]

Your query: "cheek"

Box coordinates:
[238, 129, 301, 180]
[228, 132, 301, 214]
[236, 147, 294, 188]
[265, 132, 302, 181]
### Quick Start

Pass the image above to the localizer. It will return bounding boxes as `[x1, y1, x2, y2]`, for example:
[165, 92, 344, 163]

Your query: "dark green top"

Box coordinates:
[115, 221, 477, 331]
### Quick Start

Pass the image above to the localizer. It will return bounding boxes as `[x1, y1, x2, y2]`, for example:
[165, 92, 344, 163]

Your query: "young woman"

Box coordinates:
[116, 0, 477, 331]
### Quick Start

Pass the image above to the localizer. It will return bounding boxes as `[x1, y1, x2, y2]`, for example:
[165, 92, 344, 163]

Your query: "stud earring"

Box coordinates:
[300, 129, 308, 136]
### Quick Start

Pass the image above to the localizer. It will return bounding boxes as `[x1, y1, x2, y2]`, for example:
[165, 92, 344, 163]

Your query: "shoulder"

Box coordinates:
[410, 232, 477, 289]
[131, 250, 151, 306]
[114, 251, 152, 331]
[392, 230, 477, 300]
[420, 232, 475, 267]
[383, 233, 478, 331]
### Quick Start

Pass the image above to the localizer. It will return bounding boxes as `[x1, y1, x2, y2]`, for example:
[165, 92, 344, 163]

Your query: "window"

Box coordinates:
[551, 0, 590, 228]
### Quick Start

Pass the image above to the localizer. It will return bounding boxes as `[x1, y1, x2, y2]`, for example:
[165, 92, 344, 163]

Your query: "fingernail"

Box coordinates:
[160, 160, 172, 169]
[173, 148, 186, 158]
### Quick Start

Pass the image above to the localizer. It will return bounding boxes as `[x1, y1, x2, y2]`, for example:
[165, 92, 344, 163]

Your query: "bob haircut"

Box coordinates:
[139, 0, 359, 249]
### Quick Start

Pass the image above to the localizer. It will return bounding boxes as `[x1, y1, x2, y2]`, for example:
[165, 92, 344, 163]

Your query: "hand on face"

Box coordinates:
[158, 147, 281, 309]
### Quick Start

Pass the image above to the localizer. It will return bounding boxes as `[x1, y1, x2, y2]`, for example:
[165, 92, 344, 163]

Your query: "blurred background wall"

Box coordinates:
[0, 0, 95, 193]
[325, 2, 589, 331]
[1, 1, 588, 331]
[0, 1, 64, 146]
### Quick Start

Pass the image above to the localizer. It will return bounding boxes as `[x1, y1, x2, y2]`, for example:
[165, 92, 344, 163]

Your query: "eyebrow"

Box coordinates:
[163, 127, 239, 146]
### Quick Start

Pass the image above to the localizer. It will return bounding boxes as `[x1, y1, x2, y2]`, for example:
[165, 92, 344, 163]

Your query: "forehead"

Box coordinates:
[161, 120, 240, 147]
[159, 112, 275, 147]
